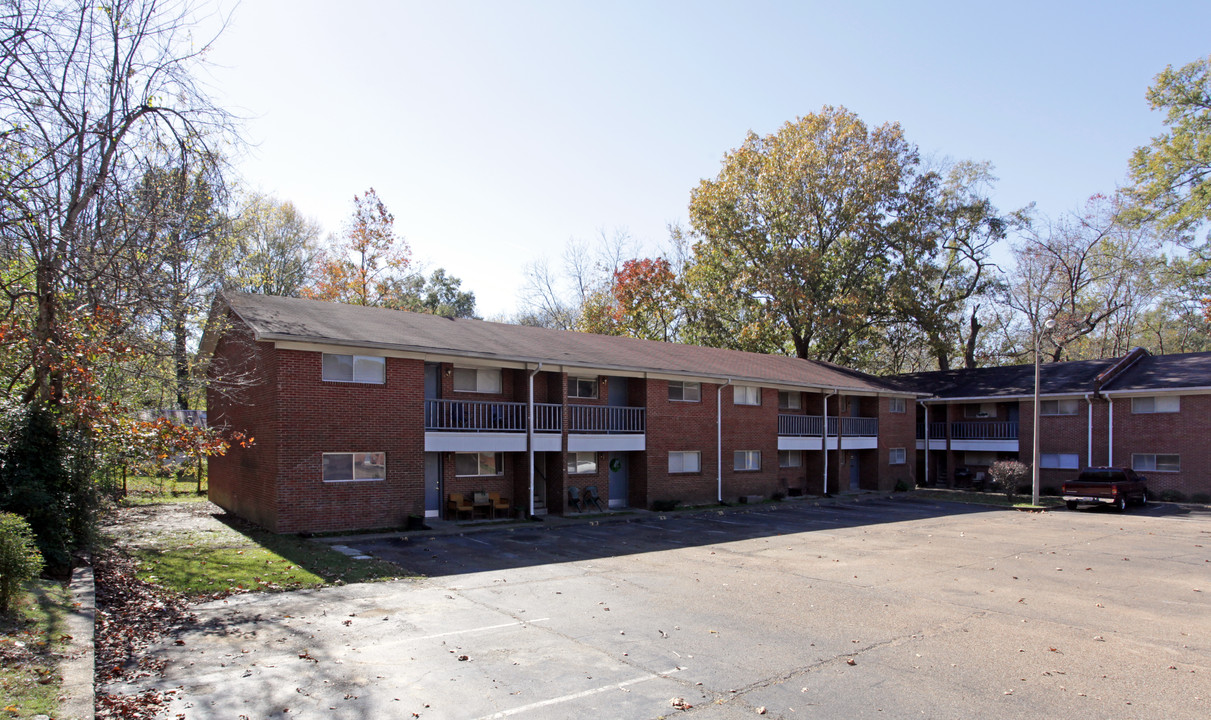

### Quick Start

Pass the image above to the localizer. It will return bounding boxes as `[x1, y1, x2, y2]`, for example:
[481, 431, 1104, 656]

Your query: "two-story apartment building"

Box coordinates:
[893, 348, 1211, 498]
[203, 293, 921, 534]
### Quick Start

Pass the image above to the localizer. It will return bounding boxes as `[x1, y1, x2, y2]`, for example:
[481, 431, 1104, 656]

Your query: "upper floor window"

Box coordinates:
[888, 397, 906, 413]
[964, 402, 997, 418]
[778, 391, 801, 410]
[1131, 396, 1179, 414]
[668, 380, 701, 402]
[734, 385, 761, 406]
[453, 367, 502, 394]
[568, 376, 598, 399]
[1039, 398, 1080, 416]
[322, 452, 386, 482]
[322, 354, 385, 384]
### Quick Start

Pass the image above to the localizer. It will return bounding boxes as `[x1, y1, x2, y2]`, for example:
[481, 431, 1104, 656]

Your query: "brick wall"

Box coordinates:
[1112, 393, 1211, 498]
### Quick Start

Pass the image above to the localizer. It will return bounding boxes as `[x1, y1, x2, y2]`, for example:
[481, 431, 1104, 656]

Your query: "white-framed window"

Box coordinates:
[1131, 396, 1180, 414]
[453, 367, 503, 394]
[1132, 453, 1180, 472]
[454, 452, 503, 476]
[964, 402, 997, 418]
[568, 376, 598, 399]
[1039, 398, 1080, 416]
[734, 450, 760, 471]
[889, 448, 906, 465]
[778, 450, 802, 468]
[566, 451, 598, 475]
[734, 385, 761, 406]
[1039, 453, 1079, 469]
[888, 397, 906, 413]
[777, 391, 801, 410]
[322, 452, 386, 482]
[322, 354, 385, 384]
[668, 451, 700, 474]
[668, 380, 701, 402]
[964, 451, 998, 466]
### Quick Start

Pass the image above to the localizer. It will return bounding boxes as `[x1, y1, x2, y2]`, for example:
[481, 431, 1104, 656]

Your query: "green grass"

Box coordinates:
[912, 487, 1065, 508]
[130, 519, 408, 598]
[112, 474, 209, 505]
[0, 581, 71, 719]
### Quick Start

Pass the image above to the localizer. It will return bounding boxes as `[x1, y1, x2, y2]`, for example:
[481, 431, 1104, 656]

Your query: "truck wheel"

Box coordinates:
[1138, 490, 1148, 506]
[1114, 496, 1127, 512]
[1066, 501, 1078, 511]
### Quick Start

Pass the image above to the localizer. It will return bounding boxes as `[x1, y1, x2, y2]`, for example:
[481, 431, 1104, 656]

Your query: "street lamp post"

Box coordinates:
[1031, 318, 1056, 506]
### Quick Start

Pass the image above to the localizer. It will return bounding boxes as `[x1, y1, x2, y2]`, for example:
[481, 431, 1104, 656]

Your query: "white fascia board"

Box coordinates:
[1101, 386, 1211, 398]
[921, 393, 1086, 404]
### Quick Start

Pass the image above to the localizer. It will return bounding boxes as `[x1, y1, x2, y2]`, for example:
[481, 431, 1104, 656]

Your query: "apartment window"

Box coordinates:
[322, 354, 385, 384]
[734, 450, 761, 471]
[668, 381, 701, 402]
[1132, 454, 1180, 473]
[888, 397, 906, 413]
[778, 450, 802, 468]
[453, 367, 502, 394]
[1131, 396, 1180, 414]
[566, 451, 598, 475]
[964, 402, 998, 418]
[889, 448, 906, 465]
[568, 376, 598, 399]
[669, 451, 700, 474]
[734, 385, 761, 406]
[778, 391, 801, 410]
[322, 452, 386, 482]
[1039, 398, 1080, 416]
[454, 452, 503, 477]
[1040, 453, 1080, 469]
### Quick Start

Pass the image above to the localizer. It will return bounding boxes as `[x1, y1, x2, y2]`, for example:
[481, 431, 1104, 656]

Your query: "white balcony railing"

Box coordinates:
[569, 405, 646, 434]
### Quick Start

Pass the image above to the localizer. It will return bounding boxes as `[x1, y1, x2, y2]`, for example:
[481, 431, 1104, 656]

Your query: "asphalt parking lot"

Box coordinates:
[115, 497, 1211, 719]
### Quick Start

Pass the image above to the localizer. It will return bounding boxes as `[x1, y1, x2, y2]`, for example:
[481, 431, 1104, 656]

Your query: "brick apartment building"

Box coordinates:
[202, 293, 920, 533]
[892, 348, 1211, 500]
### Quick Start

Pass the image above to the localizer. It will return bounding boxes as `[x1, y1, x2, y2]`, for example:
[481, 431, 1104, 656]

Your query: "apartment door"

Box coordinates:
[608, 452, 629, 509]
[424, 362, 440, 428]
[424, 452, 442, 517]
[849, 453, 860, 491]
[607, 376, 628, 432]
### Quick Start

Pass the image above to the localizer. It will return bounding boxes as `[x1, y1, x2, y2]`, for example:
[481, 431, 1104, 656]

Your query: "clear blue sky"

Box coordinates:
[204, 0, 1211, 318]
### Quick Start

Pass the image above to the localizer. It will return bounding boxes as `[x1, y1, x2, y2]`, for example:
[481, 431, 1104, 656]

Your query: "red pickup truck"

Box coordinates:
[1061, 467, 1149, 511]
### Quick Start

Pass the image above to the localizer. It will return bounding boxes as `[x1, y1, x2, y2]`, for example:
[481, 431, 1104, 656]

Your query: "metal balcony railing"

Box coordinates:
[838, 416, 879, 437]
[569, 405, 646, 434]
[949, 421, 1019, 440]
[425, 399, 563, 433]
[778, 414, 825, 436]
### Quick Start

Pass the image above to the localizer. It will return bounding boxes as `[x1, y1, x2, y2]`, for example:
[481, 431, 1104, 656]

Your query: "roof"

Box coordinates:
[211, 292, 910, 395]
[889, 357, 1121, 399]
[1102, 352, 1211, 392]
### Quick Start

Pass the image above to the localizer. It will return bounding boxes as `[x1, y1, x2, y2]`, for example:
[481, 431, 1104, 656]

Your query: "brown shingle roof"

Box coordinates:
[217, 292, 907, 394]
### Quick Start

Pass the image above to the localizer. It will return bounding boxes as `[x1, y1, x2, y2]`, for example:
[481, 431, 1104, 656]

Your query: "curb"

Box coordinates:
[61, 565, 95, 720]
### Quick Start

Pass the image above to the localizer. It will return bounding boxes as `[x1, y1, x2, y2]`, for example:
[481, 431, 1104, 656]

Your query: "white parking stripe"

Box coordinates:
[472, 667, 684, 719]
[414, 618, 550, 641]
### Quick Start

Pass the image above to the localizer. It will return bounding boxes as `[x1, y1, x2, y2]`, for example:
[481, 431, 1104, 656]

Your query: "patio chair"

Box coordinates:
[489, 492, 510, 519]
[472, 491, 491, 519]
[567, 486, 583, 512]
[447, 493, 473, 520]
[584, 485, 605, 512]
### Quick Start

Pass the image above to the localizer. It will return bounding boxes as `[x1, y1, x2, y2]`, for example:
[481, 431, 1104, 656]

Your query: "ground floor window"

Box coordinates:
[1132, 453, 1180, 473]
[455, 452, 503, 476]
[734, 450, 760, 471]
[567, 451, 598, 474]
[778, 450, 802, 468]
[322, 452, 386, 482]
[1040, 453, 1079, 469]
[889, 448, 906, 465]
[669, 451, 700, 474]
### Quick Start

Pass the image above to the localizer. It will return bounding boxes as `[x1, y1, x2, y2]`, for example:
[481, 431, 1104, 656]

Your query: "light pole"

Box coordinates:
[1031, 318, 1056, 506]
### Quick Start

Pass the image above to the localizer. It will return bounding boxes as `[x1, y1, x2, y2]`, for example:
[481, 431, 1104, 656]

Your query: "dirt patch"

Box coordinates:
[103, 500, 242, 550]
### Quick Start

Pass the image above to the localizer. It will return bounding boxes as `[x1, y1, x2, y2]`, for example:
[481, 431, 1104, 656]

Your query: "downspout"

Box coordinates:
[717, 378, 732, 502]
[1085, 393, 1094, 467]
[918, 400, 930, 487]
[823, 389, 837, 496]
[528, 362, 543, 517]
[1107, 396, 1114, 466]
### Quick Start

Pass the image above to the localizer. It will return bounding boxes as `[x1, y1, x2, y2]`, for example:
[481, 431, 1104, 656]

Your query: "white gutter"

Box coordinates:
[823, 389, 837, 496]
[717, 378, 732, 502]
[1107, 397, 1114, 466]
[1085, 393, 1094, 467]
[1101, 386, 1211, 397]
[527, 362, 543, 517]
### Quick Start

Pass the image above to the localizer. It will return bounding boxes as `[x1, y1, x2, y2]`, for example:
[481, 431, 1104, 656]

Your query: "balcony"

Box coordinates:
[569, 405, 646, 434]
[916, 420, 1019, 452]
[950, 421, 1018, 440]
[424, 399, 561, 453]
[778, 414, 879, 450]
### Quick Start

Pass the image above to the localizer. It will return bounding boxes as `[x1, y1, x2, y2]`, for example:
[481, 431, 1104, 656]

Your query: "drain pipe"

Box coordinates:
[528, 362, 543, 517]
[823, 389, 837, 496]
[1107, 396, 1114, 466]
[1085, 392, 1094, 467]
[717, 378, 732, 502]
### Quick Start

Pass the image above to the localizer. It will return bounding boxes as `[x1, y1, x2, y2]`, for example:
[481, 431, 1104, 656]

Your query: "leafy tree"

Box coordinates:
[610, 257, 684, 342]
[302, 188, 412, 307]
[225, 194, 322, 297]
[683, 106, 917, 365]
[390, 268, 477, 318]
[0, 511, 43, 615]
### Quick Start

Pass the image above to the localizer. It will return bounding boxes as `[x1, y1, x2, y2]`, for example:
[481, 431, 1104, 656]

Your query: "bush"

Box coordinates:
[894, 480, 910, 492]
[651, 499, 678, 512]
[0, 512, 45, 615]
[1040, 485, 1060, 497]
[1191, 493, 1211, 505]
[1158, 489, 1187, 503]
[988, 461, 1030, 502]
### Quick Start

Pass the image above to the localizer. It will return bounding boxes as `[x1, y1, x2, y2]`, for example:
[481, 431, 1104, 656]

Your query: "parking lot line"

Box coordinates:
[470, 667, 684, 719]
[415, 618, 550, 642]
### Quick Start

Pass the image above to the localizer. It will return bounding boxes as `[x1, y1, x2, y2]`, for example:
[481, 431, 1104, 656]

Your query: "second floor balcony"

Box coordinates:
[916, 421, 1019, 441]
[424, 399, 646, 435]
[778, 415, 879, 437]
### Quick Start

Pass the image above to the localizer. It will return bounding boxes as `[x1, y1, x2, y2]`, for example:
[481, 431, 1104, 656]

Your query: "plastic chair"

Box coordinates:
[584, 485, 605, 512]
[489, 492, 510, 519]
[447, 493, 472, 520]
[567, 486, 583, 512]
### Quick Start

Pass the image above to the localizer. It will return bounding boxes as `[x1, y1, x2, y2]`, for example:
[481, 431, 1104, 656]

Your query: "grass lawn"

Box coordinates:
[0, 581, 71, 719]
[112, 474, 210, 505]
[912, 487, 1066, 508]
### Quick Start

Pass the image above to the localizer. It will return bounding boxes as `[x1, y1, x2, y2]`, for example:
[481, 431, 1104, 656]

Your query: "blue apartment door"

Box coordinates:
[608, 452, 628, 508]
[424, 453, 442, 517]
